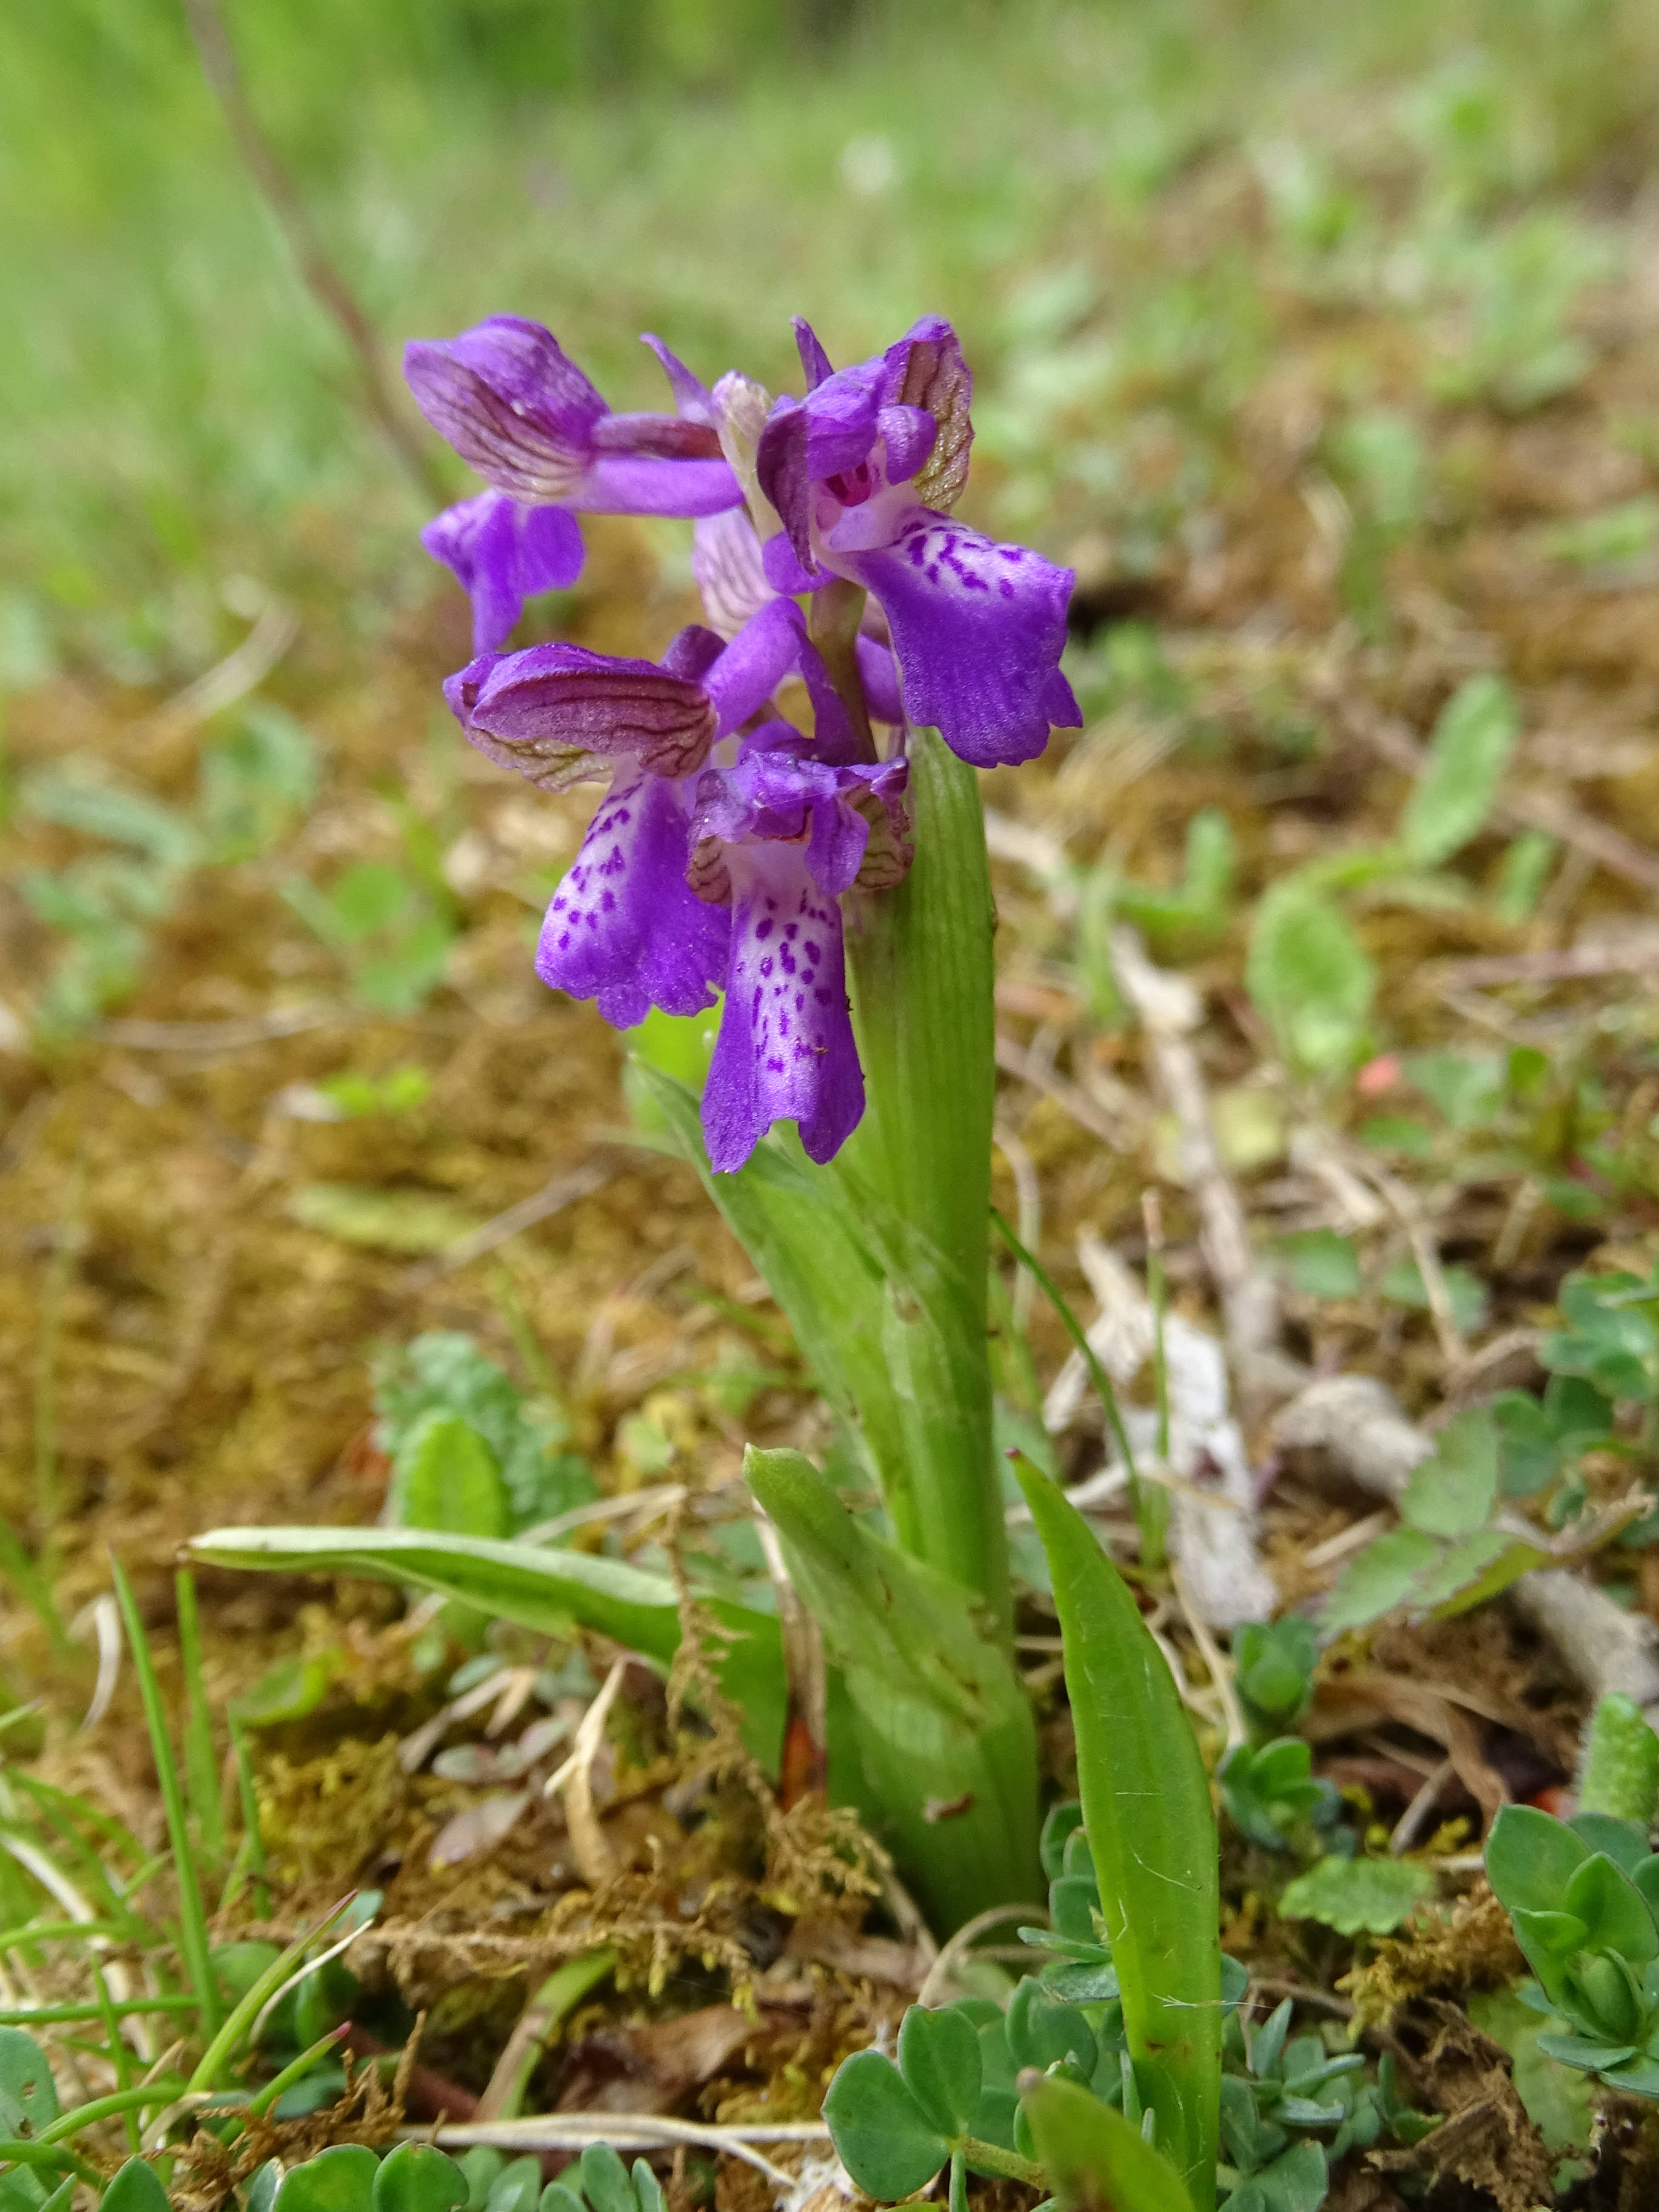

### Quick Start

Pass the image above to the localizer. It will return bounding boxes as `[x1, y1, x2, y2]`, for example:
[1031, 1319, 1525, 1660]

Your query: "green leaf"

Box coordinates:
[1271, 1230, 1360, 1300]
[1578, 1694, 1659, 1828]
[229, 1651, 340, 1727]
[1019, 2074, 1195, 2212]
[743, 1446, 1040, 1929]
[1278, 1855, 1435, 1936]
[483, 2160, 541, 2212]
[1469, 1988, 1595, 2152]
[1401, 674, 1518, 867]
[0, 2033, 56, 2136]
[1013, 1457, 1221, 2208]
[1241, 2139, 1328, 2212]
[825, 2049, 950, 2200]
[1399, 1409, 1500, 1537]
[374, 2147, 467, 2212]
[288, 1184, 483, 1255]
[101, 2162, 172, 2212]
[1412, 1527, 1514, 1611]
[188, 1524, 785, 1774]
[1233, 1619, 1318, 1729]
[1487, 1805, 1593, 1917]
[387, 1412, 509, 1541]
[275, 2147, 380, 2212]
[1318, 1527, 1439, 1635]
[898, 2005, 983, 2138]
[1246, 881, 1375, 1074]
[1004, 1980, 1096, 2075]
[1379, 1259, 1489, 1335]
[1562, 1854, 1658, 1965]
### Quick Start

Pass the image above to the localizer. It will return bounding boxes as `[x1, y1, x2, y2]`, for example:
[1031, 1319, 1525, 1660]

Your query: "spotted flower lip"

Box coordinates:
[404, 316, 743, 517]
[687, 740, 910, 1171]
[756, 315, 1081, 768]
[420, 491, 585, 654]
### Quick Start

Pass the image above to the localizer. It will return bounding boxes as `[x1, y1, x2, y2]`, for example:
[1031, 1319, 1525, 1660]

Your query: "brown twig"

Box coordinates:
[179, 0, 449, 505]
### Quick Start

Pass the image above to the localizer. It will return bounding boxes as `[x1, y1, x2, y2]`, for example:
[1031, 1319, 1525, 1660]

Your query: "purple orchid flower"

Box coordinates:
[444, 602, 867, 1048]
[755, 316, 1082, 768]
[688, 734, 910, 1172]
[420, 491, 586, 654]
[405, 317, 743, 517]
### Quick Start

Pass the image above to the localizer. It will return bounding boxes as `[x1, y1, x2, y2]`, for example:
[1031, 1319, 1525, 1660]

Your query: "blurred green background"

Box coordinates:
[2, 0, 1655, 686]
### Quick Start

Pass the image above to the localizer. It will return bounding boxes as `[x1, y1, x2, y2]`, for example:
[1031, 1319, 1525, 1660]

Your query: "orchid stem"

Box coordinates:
[807, 578, 877, 761]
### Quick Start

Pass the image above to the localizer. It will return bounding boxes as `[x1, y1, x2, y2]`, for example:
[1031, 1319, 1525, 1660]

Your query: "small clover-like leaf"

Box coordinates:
[897, 2004, 982, 2139]
[374, 2145, 468, 2212]
[824, 2049, 950, 2202]
[275, 2147, 380, 2212]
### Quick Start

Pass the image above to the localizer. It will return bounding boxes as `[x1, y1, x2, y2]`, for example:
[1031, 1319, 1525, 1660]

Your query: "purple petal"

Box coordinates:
[762, 532, 817, 597]
[421, 492, 585, 654]
[537, 771, 728, 1028]
[404, 317, 740, 515]
[640, 333, 719, 427]
[793, 318, 835, 390]
[837, 511, 1079, 768]
[692, 509, 774, 639]
[806, 792, 871, 895]
[662, 624, 726, 684]
[702, 846, 862, 1172]
[404, 317, 609, 502]
[576, 454, 742, 517]
[456, 642, 717, 782]
[702, 597, 811, 737]
[876, 404, 937, 485]
[855, 634, 905, 725]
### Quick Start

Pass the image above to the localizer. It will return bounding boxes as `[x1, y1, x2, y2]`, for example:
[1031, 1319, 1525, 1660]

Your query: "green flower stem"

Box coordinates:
[843, 730, 1008, 1636]
[808, 578, 877, 762]
[957, 2137, 1043, 2187]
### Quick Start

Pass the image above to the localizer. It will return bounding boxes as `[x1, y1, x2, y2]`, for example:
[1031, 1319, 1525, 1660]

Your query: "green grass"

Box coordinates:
[4, 0, 1655, 686]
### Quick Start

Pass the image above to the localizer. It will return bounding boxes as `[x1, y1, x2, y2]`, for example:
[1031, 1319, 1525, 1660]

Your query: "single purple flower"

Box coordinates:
[421, 490, 585, 653]
[756, 316, 1082, 768]
[445, 603, 865, 1044]
[405, 317, 743, 517]
[689, 737, 910, 1172]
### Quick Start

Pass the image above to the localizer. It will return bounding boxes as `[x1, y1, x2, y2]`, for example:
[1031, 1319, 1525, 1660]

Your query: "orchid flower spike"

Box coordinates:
[415, 312, 1079, 1171]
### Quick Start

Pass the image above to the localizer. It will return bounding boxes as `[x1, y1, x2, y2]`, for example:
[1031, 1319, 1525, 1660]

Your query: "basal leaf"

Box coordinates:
[102, 2162, 174, 2212]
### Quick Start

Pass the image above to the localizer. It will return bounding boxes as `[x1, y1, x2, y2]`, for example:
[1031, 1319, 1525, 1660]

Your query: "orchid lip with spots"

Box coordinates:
[406, 312, 1078, 1169]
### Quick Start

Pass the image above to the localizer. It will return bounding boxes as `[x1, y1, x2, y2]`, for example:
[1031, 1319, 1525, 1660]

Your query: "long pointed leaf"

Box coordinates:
[1013, 1459, 1221, 2207]
[745, 1446, 1039, 1928]
[186, 1526, 785, 1771]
